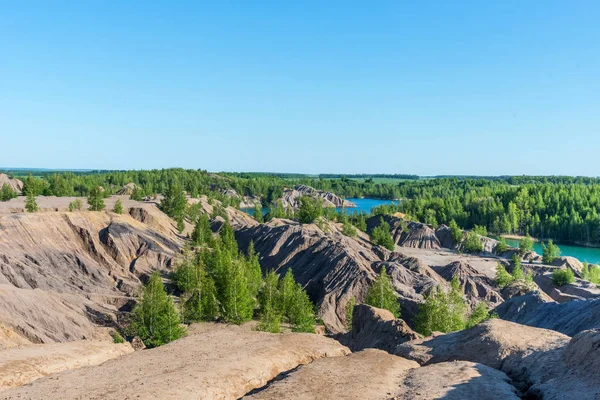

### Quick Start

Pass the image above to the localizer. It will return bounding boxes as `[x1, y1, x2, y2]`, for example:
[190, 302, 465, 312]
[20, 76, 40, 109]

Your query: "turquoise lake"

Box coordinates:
[503, 238, 600, 265]
[241, 198, 398, 216]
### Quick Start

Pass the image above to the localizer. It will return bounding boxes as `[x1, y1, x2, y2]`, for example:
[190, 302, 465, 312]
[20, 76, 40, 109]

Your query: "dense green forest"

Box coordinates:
[373, 178, 600, 246]
[5, 168, 600, 246]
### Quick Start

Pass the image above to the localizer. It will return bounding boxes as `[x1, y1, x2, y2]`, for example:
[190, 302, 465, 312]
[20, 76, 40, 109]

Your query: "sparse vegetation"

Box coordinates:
[0, 184, 17, 201]
[342, 221, 357, 237]
[365, 267, 400, 317]
[345, 296, 355, 331]
[69, 199, 83, 211]
[113, 199, 123, 214]
[87, 186, 105, 211]
[552, 268, 575, 287]
[110, 330, 125, 344]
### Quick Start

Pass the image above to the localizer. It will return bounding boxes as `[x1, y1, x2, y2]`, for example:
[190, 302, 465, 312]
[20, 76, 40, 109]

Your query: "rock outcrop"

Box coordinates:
[187, 196, 258, 230]
[1, 323, 350, 399]
[279, 185, 356, 209]
[396, 318, 600, 399]
[339, 305, 420, 352]
[495, 292, 600, 336]
[0, 174, 23, 194]
[0, 204, 184, 347]
[367, 216, 441, 249]
[435, 260, 503, 306]
[116, 183, 136, 196]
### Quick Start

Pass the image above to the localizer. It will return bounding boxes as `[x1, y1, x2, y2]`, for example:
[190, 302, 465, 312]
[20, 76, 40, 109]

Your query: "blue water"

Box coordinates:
[240, 197, 397, 216]
[503, 238, 600, 265]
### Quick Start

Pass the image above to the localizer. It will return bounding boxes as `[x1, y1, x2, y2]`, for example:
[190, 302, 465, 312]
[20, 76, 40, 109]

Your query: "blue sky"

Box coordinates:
[1, 1, 598, 175]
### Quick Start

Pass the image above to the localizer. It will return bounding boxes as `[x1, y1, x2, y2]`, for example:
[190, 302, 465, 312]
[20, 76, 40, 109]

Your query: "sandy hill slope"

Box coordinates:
[0, 203, 183, 347]
[0, 175, 23, 194]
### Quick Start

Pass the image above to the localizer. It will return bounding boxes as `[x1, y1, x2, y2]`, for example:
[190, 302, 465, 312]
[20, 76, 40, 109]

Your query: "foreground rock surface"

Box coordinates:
[339, 305, 420, 352]
[246, 350, 519, 400]
[0, 335, 133, 391]
[1, 323, 349, 400]
[396, 318, 600, 399]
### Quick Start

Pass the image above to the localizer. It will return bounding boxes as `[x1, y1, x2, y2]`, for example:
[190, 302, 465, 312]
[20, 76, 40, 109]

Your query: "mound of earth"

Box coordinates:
[115, 183, 136, 195]
[279, 185, 355, 209]
[0, 204, 184, 346]
[246, 350, 519, 400]
[1, 323, 349, 399]
[533, 272, 600, 302]
[495, 292, 600, 336]
[435, 260, 503, 307]
[367, 216, 441, 250]
[395, 318, 600, 398]
[187, 196, 258, 230]
[339, 305, 420, 352]
[0, 174, 23, 194]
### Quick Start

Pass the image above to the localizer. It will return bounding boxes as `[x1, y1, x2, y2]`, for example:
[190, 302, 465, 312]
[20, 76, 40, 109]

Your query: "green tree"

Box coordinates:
[511, 254, 524, 280]
[519, 235, 534, 253]
[131, 272, 186, 348]
[342, 221, 357, 237]
[463, 231, 483, 253]
[345, 296, 355, 331]
[288, 283, 316, 332]
[371, 218, 395, 251]
[551, 268, 574, 287]
[245, 241, 263, 300]
[257, 270, 281, 333]
[191, 214, 214, 247]
[449, 220, 463, 244]
[472, 225, 488, 236]
[495, 263, 513, 288]
[542, 240, 561, 264]
[222, 259, 254, 324]
[252, 204, 264, 223]
[25, 189, 38, 213]
[0, 184, 17, 201]
[161, 183, 187, 225]
[113, 199, 124, 214]
[448, 277, 467, 331]
[466, 302, 491, 329]
[494, 237, 508, 254]
[365, 267, 400, 317]
[277, 269, 296, 317]
[414, 278, 469, 336]
[130, 186, 143, 201]
[69, 199, 83, 211]
[297, 196, 323, 224]
[87, 186, 105, 211]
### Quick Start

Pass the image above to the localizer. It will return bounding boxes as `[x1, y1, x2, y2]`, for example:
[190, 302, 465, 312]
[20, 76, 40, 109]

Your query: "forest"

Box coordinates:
[5, 168, 600, 246]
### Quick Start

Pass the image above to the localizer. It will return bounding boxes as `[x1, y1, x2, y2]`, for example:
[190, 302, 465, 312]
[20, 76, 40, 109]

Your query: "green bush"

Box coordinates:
[552, 268, 574, 287]
[463, 231, 483, 253]
[494, 263, 513, 288]
[542, 240, 561, 264]
[365, 267, 400, 317]
[494, 237, 508, 254]
[342, 221, 357, 237]
[0, 184, 17, 202]
[371, 217, 395, 251]
[69, 199, 83, 211]
[110, 331, 125, 344]
[297, 196, 323, 224]
[519, 235, 534, 253]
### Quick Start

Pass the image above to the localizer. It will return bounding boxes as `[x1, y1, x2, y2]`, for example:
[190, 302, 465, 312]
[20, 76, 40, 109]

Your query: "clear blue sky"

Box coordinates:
[1, 1, 598, 175]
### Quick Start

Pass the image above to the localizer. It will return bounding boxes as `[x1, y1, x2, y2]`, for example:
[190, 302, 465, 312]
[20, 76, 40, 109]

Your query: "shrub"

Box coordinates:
[25, 191, 38, 213]
[472, 225, 488, 236]
[542, 240, 561, 264]
[342, 221, 357, 237]
[371, 217, 395, 251]
[494, 263, 513, 288]
[552, 268, 575, 287]
[110, 331, 125, 344]
[463, 231, 483, 253]
[88, 186, 105, 211]
[511, 254, 523, 280]
[519, 235, 534, 253]
[466, 302, 490, 329]
[113, 199, 123, 214]
[345, 297, 355, 331]
[69, 199, 83, 211]
[449, 220, 462, 243]
[252, 204, 264, 223]
[297, 196, 323, 224]
[494, 237, 508, 254]
[0, 184, 17, 202]
[131, 272, 186, 348]
[365, 267, 400, 317]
